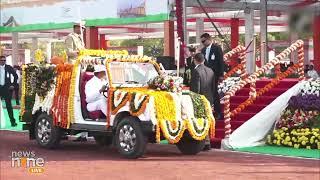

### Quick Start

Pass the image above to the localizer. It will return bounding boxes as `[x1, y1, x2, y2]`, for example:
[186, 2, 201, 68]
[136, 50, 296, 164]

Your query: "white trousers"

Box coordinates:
[87, 98, 107, 116]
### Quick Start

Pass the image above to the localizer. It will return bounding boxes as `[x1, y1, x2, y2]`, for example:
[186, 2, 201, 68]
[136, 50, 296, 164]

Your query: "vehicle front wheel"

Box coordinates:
[115, 117, 147, 159]
[34, 113, 62, 149]
[176, 132, 205, 155]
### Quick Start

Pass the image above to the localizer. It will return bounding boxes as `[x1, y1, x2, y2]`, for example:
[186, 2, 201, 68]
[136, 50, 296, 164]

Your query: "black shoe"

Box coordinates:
[202, 144, 212, 151]
[73, 136, 87, 142]
[11, 122, 17, 127]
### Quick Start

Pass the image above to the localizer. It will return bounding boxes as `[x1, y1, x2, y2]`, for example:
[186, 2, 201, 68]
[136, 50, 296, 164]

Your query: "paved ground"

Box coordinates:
[1, 130, 319, 180]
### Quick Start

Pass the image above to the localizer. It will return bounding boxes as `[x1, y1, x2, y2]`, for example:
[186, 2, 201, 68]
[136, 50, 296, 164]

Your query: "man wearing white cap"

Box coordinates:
[85, 65, 109, 116]
[65, 22, 85, 63]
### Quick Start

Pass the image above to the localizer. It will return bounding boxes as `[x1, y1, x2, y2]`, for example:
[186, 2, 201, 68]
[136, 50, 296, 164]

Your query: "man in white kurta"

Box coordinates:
[85, 65, 108, 115]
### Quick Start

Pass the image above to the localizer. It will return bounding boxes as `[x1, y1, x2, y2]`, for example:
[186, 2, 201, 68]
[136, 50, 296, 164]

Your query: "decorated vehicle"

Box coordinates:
[20, 50, 215, 159]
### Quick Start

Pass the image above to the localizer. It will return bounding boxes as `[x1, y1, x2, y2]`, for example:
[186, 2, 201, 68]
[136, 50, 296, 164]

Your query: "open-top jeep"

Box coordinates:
[20, 50, 215, 159]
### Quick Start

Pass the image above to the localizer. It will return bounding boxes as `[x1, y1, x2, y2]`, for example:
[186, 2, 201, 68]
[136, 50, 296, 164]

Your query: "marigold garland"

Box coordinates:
[51, 64, 74, 128]
[79, 49, 107, 57]
[115, 88, 177, 122]
[159, 119, 186, 144]
[224, 40, 304, 137]
[67, 59, 80, 127]
[105, 62, 113, 88]
[156, 120, 161, 143]
[201, 95, 216, 139]
[20, 65, 27, 117]
[110, 90, 130, 114]
[224, 64, 243, 79]
[231, 65, 300, 116]
[129, 92, 150, 116]
[106, 50, 129, 55]
[20, 65, 37, 120]
[185, 118, 211, 140]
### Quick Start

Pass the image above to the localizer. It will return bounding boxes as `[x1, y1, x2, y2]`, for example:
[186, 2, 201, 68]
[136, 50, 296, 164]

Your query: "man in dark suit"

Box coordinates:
[0, 55, 18, 126]
[200, 33, 224, 120]
[183, 46, 196, 86]
[190, 53, 215, 151]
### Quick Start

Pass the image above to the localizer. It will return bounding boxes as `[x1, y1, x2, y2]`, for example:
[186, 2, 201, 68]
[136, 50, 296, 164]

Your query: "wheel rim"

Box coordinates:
[37, 118, 52, 144]
[119, 124, 137, 152]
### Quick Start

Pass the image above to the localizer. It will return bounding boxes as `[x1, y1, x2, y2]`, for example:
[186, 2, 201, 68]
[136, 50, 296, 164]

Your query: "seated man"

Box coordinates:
[85, 65, 108, 116]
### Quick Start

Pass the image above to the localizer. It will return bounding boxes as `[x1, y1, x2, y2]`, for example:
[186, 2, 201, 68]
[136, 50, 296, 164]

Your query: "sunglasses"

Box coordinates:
[201, 39, 207, 44]
[0, 60, 6, 61]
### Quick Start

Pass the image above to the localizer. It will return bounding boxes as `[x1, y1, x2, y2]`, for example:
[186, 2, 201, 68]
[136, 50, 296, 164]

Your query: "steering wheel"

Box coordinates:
[102, 86, 109, 98]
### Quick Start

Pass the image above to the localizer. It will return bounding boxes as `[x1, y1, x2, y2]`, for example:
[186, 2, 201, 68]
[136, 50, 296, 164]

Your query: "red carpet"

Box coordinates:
[212, 78, 299, 148]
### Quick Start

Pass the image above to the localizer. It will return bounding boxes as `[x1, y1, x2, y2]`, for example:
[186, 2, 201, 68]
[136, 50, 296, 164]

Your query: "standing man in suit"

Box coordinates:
[200, 33, 224, 120]
[190, 53, 215, 151]
[183, 46, 196, 86]
[0, 55, 18, 126]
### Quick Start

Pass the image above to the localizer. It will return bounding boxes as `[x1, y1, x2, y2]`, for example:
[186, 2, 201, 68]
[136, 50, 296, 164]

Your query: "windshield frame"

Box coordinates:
[106, 60, 161, 88]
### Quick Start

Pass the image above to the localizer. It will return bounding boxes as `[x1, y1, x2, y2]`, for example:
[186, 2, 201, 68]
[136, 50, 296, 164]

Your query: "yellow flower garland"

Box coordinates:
[35, 49, 44, 63]
[79, 49, 107, 57]
[62, 50, 68, 63]
[20, 65, 27, 116]
[201, 95, 216, 139]
[106, 50, 129, 55]
[105, 62, 113, 88]
[159, 119, 186, 144]
[67, 59, 80, 128]
[185, 118, 211, 141]
[125, 92, 150, 117]
[121, 89, 177, 122]
[114, 88, 179, 143]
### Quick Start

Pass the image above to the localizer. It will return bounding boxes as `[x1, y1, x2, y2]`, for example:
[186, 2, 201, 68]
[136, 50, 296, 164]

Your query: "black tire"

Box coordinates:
[115, 117, 147, 159]
[34, 113, 62, 149]
[94, 135, 113, 146]
[176, 132, 205, 155]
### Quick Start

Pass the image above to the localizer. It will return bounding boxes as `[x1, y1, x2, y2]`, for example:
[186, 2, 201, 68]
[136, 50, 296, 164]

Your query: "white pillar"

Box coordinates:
[290, 32, 298, 63]
[31, 37, 38, 62]
[182, 0, 188, 45]
[196, 18, 204, 44]
[46, 41, 52, 62]
[304, 40, 309, 65]
[137, 46, 143, 56]
[12, 32, 19, 66]
[260, 0, 268, 66]
[245, 8, 255, 74]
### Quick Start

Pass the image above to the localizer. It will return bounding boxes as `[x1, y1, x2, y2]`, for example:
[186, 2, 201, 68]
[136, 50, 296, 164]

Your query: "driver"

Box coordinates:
[85, 65, 109, 116]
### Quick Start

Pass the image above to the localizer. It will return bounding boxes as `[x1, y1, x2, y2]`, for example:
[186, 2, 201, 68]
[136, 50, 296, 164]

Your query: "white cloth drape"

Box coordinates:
[222, 81, 306, 149]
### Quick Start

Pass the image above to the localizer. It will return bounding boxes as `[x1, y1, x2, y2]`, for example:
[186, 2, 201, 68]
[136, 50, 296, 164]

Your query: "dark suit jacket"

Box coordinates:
[185, 56, 196, 71]
[190, 64, 215, 105]
[201, 43, 224, 78]
[2, 64, 18, 88]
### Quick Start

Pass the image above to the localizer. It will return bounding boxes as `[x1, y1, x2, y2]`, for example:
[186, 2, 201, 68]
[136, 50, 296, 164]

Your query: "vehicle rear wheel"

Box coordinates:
[94, 135, 113, 146]
[34, 113, 62, 149]
[115, 117, 147, 159]
[176, 132, 205, 155]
